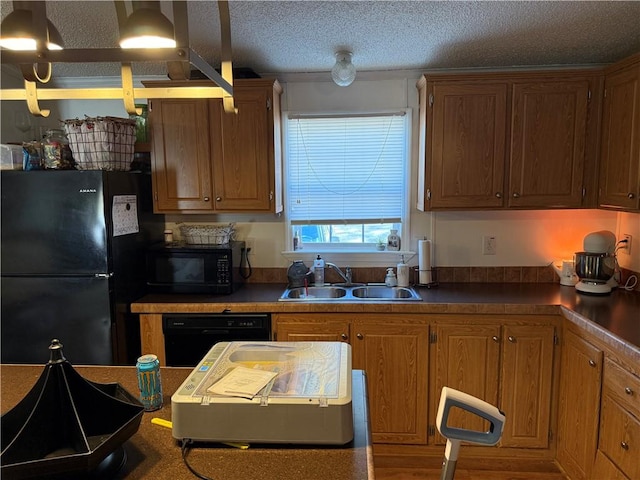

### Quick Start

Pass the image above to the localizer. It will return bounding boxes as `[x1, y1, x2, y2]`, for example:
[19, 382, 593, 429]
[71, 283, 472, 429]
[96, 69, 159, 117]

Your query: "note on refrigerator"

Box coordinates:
[112, 195, 139, 236]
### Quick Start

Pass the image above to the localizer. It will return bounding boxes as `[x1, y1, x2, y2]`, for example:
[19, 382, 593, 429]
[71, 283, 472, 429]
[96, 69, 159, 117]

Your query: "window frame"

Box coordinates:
[282, 108, 412, 257]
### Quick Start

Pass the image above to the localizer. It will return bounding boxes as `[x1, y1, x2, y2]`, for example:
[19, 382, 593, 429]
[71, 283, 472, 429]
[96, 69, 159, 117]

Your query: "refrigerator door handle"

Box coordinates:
[95, 273, 114, 278]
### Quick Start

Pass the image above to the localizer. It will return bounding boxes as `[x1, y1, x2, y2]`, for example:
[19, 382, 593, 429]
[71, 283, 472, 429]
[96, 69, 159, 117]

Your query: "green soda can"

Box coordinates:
[136, 354, 163, 411]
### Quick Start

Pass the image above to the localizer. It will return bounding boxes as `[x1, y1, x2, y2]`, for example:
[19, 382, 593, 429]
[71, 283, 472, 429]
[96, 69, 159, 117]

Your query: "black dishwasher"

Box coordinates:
[162, 313, 271, 366]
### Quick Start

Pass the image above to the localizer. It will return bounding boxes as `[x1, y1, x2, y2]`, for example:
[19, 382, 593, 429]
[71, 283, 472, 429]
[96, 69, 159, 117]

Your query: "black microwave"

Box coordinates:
[146, 241, 245, 294]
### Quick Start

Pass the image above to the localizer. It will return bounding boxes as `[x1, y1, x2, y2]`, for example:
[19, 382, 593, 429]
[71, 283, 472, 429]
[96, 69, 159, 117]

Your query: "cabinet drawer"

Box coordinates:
[604, 358, 640, 418]
[599, 395, 640, 479]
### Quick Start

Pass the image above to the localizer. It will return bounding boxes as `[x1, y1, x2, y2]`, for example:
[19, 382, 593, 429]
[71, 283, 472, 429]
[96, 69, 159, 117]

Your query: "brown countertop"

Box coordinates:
[132, 283, 640, 352]
[0, 366, 373, 480]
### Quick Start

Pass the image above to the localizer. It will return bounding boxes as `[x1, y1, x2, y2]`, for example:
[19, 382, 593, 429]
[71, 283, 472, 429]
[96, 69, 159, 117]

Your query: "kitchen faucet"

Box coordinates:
[325, 263, 353, 284]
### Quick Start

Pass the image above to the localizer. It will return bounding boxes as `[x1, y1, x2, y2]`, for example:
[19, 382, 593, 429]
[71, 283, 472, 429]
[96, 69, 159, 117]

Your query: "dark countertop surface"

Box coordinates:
[132, 282, 640, 354]
[0, 366, 373, 480]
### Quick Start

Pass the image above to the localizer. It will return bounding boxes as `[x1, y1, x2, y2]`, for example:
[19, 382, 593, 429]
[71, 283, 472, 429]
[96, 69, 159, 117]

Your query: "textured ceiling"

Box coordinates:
[1, 1, 640, 78]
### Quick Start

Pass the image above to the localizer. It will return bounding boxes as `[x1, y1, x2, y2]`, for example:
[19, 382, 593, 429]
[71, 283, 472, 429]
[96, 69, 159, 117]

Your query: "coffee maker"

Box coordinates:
[574, 231, 618, 295]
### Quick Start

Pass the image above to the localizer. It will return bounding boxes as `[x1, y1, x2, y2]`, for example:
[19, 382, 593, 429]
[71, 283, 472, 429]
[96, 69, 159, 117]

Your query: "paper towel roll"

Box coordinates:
[418, 240, 432, 285]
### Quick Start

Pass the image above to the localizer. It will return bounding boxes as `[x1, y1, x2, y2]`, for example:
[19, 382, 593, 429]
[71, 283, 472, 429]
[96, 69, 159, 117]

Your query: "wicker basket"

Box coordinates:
[179, 224, 235, 245]
[63, 117, 136, 171]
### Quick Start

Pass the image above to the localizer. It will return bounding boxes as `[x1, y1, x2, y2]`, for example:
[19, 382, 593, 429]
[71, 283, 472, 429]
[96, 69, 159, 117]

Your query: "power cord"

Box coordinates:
[181, 438, 214, 480]
[614, 239, 638, 291]
[240, 247, 253, 279]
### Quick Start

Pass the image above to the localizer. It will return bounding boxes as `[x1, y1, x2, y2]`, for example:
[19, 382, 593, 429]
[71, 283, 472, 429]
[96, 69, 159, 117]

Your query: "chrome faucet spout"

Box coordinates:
[325, 262, 353, 284]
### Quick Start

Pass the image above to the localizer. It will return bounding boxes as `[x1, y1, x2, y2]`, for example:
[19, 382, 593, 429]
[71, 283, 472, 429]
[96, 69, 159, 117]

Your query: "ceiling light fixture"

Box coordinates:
[0, 8, 64, 51]
[119, 2, 177, 49]
[0, 1, 236, 117]
[331, 51, 356, 87]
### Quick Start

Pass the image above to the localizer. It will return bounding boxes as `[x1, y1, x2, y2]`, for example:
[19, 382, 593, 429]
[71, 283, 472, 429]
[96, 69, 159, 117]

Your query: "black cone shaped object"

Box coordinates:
[1, 339, 144, 479]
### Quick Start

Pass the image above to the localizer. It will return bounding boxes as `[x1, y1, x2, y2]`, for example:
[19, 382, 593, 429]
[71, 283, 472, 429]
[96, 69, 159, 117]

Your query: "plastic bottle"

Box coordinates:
[385, 267, 398, 287]
[387, 229, 401, 251]
[397, 255, 409, 287]
[313, 255, 325, 286]
[293, 230, 302, 251]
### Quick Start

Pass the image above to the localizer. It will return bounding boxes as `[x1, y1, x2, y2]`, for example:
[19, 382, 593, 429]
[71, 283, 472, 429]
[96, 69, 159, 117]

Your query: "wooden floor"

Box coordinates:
[375, 467, 567, 480]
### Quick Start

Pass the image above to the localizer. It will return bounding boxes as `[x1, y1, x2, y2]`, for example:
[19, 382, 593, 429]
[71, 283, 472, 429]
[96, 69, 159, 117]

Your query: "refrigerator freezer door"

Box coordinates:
[1, 276, 113, 365]
[1, 170, 109, 275]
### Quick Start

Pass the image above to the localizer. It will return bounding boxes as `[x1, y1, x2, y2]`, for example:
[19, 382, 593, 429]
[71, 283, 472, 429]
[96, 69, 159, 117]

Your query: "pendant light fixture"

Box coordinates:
[1, 1, 237, 117]
[331, 51, 356, 87]
[0, 7, 63, 51]
[119, 1, 176, 49]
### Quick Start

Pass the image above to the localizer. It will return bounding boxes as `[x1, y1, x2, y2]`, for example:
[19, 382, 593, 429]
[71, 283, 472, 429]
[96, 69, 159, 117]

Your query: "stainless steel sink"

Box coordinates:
[351, 285, 419, 299]
[281, 286, 348, 300]
[279, 284, 421, 301]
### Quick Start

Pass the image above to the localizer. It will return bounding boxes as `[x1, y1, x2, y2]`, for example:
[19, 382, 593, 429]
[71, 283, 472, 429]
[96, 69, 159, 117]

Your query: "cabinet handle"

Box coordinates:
[512, 192, 520, 198]
[216, 196, 222, 202]
[625, 387, 634, 395]
[621, 441, 629, 450]
[588, 359, 597, 367]
[508, 336, 516, 343]
[629, 193, 635, 199]
[356, 333, 364, 340]
[203, 197, 210, 202]
[495, 192, 502, 198]
[492, 336, 500, 342]
[340, 333, 348, 341]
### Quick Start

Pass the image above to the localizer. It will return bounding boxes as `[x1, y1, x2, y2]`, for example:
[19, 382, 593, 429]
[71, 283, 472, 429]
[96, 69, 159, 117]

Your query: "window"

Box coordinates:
[284, 111, 410, 250]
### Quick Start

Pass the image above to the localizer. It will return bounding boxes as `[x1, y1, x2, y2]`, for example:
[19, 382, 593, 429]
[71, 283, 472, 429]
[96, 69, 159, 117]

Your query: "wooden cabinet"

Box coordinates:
[509, 80, 589, 208]
[598, 53, 640, 211]
[595, 358, 640, 479]
[429, 318, 556, 449]
[274, 313, 429, 444]
[147, 79, 283, 213]
[556, 329, 603, 480]
[421, 81, 508, 209]
[417, 71, 601, 210]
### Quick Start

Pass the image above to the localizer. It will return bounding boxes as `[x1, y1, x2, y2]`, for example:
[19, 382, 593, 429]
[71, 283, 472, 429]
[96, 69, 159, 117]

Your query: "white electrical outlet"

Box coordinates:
[620, 234, 632, 255]
[483, 235, 497, 255]
[245, 237, 256, 254]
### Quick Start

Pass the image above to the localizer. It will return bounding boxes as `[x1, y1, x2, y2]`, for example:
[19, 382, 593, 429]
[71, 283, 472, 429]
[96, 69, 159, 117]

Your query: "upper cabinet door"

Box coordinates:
[429, 82, 508, 208]
[509, 81, 589, 208]
[599, 58, 640, 210]
[210, 86, 273, 211]
[149, 99, 213, 212]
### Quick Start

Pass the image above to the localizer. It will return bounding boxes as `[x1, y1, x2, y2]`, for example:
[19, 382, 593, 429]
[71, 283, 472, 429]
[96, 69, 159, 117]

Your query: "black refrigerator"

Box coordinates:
[1, 170, 164, 365]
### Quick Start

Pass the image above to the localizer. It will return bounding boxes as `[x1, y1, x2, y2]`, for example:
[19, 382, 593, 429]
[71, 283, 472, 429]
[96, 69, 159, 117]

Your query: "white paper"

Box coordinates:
[112, 195, 139, 236]
[207, 366, 278, 399]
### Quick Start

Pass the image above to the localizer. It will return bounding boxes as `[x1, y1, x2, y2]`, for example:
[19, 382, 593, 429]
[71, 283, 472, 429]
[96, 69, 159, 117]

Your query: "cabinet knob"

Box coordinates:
[588, 359, 597, 367]
[495, 192, 502, 198]
[625, 387, 634, 396]
[203, 197, 210, 202]
[508, 336, 516, 343]
[340, 333, 348, 341]
[512, 192, 520, 198]
[356, 333, 364, 340]
[216, 196, 222, 202]
[621, 441, 629, 450]
[629, 193, 635, 199]
[492, 336, 500, 342]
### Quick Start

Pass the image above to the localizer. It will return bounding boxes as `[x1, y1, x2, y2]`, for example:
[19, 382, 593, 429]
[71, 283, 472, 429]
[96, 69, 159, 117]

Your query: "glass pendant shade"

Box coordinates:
[331, 51, 356, 87]
[119, 8, 176, 49]
[0, 9, 64, 51]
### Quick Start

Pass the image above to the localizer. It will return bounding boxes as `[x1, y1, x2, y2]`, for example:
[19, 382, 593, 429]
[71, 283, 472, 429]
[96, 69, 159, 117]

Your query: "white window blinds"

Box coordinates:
[285, 112, 408, 224]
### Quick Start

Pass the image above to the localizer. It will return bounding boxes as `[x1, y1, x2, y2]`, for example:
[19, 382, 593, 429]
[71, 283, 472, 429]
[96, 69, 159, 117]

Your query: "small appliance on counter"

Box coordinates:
[574, 230, 618, 295]
[146, 241, 245, 294]
[552, 259, 579, 286]
[171, 341, 353, 445]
